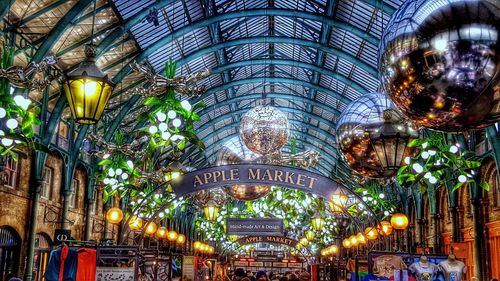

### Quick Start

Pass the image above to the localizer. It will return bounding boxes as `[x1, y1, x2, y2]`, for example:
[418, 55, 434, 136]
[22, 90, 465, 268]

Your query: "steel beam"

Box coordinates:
[210, 58, 368, 94]
[31, 0, 94, 62]
[196, 76, 351, 104]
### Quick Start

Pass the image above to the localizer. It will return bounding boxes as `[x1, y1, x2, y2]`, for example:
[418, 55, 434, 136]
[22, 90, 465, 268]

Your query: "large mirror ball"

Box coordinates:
[379, 0, 500, 131]
[336, 93, 417, 178]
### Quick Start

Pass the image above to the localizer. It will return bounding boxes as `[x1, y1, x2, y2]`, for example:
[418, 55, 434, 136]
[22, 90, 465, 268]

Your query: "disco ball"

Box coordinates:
[336, 93, 418, 178]
[239, 105, 289, 155]
[379, 0, 500, 131]
[216, 136, 271, 200]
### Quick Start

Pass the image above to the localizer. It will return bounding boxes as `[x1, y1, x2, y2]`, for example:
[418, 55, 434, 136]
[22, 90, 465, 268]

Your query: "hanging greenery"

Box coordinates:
[97, 59, 206, 206]
[0, 42, 41, 156]
[396, 133, 489, 192]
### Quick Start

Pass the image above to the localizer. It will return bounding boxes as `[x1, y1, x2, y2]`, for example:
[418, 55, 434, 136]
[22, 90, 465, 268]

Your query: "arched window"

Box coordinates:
[0, 226, 21, 279]
[34, 233, 52, 281]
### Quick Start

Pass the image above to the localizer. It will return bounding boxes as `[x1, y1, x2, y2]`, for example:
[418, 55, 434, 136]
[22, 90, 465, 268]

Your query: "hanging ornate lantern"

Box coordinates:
[128, 216, 143, 230]
[203, 203, 220, 221]
[305, 229, 316, 241]
[177, 234, 186, 244]
[156, 227, 168, 239]
[145, 222, 158, 235]
[377, 221, 393, 236]
[63, 44, 114, 124]
[105, 207, 123, 224]
[365, 227, 379, 240]
[336, 93, 417, 178]
[390, 213, 409, 230]
[329, 192, 349, 213]
[167, 230, 178, 241]
[311, 215, 325, 231]
[342, 238, 352, 249]
[379, 0, 500, 131]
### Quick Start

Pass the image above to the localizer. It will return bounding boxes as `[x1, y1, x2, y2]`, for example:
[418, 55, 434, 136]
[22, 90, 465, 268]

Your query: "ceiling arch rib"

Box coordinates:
[31, 0, 95, 62]
[195, 77, 352, 105]
[210, 58, 370, 94]
[110, 7, 381, 83]
[196, 93, 342, 122]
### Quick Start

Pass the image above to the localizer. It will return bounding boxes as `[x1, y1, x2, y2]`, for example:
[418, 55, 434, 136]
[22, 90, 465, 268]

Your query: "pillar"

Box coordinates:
[431, 214, 440, 253]
[471, 196, 484, 280]
[61, 190, 72, 230]
[84, 197, 94, 241]
[24, 179, 42, 281]
[449, 206, 459, 242]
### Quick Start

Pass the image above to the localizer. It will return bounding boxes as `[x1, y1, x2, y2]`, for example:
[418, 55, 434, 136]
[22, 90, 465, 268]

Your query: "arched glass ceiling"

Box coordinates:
[4, 0, 404, 177]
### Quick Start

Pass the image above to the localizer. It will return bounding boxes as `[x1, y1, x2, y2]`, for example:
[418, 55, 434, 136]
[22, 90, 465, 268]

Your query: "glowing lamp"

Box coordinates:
[356, 232, 367, 245]
[106, 207, 123, 224]
[330, 245, 339, 254]
[156, 227, 168, 239]
[391, 213, 409, 230]
[203, 204, 220, 221]
[299, 238, 309, 246]
[320, 249, 327, 256]
[330, 193, 349, 213]
[145, 222, 158, 235]
[342, 238, 352, 249]
[167, 230, 178, 241]
[378, 221, 393, 236]
[194, 241, 201, 250]
[177, 234, 186, 244]
[208, 246, 215, 254]
[311, 216, 325, 231]
[128, 216, 143, 230]
[63, 44, 114, 124]
[349, 235, 358, 246]
[305, 229, 316, 241]
[365, 227, 379, 240]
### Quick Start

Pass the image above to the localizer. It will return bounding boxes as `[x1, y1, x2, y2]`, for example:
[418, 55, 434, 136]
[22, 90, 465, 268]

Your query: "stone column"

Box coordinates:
[24, 178, 43, 281]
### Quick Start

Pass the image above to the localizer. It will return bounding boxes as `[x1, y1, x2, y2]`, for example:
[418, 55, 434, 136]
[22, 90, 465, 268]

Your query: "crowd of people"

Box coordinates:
[228, 268, 311, 281]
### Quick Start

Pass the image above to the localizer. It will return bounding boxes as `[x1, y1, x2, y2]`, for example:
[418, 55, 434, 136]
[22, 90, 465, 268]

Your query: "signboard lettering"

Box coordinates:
[170, 164, 343, 201]
[237, 236, 298, 247]
[227, 218, 284, 236]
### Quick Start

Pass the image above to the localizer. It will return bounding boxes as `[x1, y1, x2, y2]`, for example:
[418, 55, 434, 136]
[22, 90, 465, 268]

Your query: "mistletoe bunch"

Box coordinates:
[397, 133, 489, 192]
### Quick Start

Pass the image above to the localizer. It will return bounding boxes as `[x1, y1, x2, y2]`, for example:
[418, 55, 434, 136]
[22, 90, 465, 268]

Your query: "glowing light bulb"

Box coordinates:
[379, 193, 385, 199]
[181, 100, 192, 111]
[161, 131, 171, 140]
[108, 169, 115, 177]
[115, 168, 123, 176]
[158, 122, 168, 132]
[421, 152, 429, 159]
[172, 118, 181, 128]
[167, 110, 177, 119]
[458, 175, 467, 183]
[84, 80, 98, 96]
[449, 146, 458, 154]
[126, 160, 134, 168]
[404, 157, 411, 165]
[428, 150, 436, 156]
[6, 119, 18, 129]
[424, 172, 432, 179]
[156, 111, 167, 122]
[1, 138, 13, 146]
[0, 108, 6, 118]
[429, 177, 438, 184]
[121, 173, 128, 180]
[412, 163, 423, 173]
[149, 125, 158, 134]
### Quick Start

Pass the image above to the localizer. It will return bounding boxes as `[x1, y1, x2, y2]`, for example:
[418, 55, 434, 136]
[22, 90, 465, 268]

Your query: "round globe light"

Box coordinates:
[6, 119, 18, 129]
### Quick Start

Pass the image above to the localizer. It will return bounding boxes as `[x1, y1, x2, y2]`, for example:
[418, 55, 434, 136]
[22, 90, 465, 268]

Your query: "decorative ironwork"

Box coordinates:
[0, 55, 57, 91]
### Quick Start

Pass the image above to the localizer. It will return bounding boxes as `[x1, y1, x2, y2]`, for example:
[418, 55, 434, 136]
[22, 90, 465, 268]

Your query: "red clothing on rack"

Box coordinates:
[76, 248, 97, 281]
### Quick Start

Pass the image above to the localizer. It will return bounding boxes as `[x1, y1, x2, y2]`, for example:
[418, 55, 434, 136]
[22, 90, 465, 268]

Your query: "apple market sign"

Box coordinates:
[169, 164, 344, 199]
[236, 236, 298, 248]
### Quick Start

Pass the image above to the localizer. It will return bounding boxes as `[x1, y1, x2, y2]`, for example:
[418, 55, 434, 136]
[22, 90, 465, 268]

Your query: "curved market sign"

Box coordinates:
[169, 164, 344, 199]
[236, 236, 299, 248]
